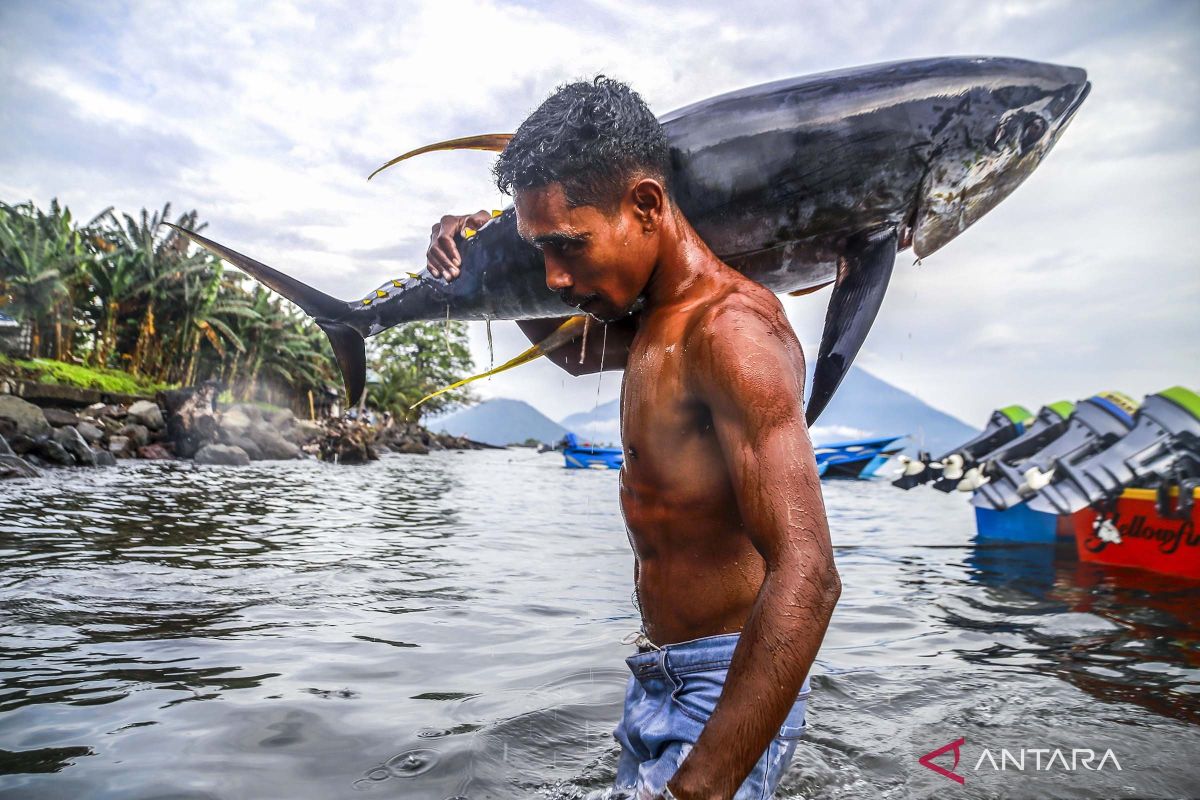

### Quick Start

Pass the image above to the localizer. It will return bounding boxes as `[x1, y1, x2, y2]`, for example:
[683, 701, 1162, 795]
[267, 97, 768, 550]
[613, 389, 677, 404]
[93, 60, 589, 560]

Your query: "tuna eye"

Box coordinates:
[1020, 117, 1048, 151]
[989, 119, 1018, 151]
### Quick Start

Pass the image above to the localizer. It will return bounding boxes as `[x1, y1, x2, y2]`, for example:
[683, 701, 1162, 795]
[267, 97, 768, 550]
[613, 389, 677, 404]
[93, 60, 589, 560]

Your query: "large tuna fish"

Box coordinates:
[168, 56, 1090, 422]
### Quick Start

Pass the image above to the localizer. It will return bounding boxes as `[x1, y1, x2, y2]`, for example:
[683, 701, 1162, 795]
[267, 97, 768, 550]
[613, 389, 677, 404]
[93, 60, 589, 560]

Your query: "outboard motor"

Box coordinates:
[956, 400, 1075, 493]
[892, 449, 935, 489]
[929, 405, 1035, 493]
[1028, 386, 1200, 515]
[893, 405, 1034, 491]
[972, 392, 1138, 510]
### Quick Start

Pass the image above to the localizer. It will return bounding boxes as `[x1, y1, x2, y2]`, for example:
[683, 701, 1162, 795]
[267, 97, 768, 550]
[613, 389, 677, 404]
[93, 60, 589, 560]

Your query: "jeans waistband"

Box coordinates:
[624, 631, 743, 680]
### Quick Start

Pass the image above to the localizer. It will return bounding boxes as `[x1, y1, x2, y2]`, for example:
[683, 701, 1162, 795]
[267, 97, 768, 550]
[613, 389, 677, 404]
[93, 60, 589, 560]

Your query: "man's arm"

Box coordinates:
[667, 291, 841, 799]
[425, 211, 635, 376]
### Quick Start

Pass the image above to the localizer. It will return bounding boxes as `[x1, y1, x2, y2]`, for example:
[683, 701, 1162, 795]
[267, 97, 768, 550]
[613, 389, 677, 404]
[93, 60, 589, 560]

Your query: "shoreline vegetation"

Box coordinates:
[1, 198, 487, 478]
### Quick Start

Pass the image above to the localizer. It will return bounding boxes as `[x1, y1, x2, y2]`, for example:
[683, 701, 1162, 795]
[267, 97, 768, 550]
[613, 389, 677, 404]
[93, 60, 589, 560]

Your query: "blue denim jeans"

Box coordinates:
[611, 631, 811, 799]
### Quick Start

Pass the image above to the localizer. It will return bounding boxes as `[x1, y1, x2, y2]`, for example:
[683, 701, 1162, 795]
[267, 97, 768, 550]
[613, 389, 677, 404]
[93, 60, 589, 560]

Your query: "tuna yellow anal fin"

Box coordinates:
[367, 133, 515, 181]
[409, 316, 587, 410]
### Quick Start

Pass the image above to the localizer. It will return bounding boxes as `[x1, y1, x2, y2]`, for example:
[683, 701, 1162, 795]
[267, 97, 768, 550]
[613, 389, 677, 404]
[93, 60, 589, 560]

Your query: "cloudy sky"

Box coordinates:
[1, 0, 1196, 427]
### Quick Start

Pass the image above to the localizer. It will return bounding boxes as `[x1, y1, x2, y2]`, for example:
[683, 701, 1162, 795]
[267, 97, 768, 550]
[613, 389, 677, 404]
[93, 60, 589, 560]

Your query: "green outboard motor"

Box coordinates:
[894, 405, 1034, 491]
[1028, 386, 1200, 515]
[972, 392, 1138, 510]
[957, 400, 1076, 493]
[929, 405, 1036, 493]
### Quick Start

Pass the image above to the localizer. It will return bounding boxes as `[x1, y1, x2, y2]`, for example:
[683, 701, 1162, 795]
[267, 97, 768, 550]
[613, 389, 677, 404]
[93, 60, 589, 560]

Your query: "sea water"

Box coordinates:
[1, 450, 1197, 798]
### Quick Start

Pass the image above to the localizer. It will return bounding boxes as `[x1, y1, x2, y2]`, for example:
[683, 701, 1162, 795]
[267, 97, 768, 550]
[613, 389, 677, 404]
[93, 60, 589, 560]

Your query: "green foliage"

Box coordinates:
[0, 355, 169, 395]
[0, 197, 379, 413]
[368, 321, 477, 423]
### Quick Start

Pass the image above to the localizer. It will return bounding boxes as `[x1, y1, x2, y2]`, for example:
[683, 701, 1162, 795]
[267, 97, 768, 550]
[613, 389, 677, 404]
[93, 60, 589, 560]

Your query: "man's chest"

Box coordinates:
[618, 331, 714, 469]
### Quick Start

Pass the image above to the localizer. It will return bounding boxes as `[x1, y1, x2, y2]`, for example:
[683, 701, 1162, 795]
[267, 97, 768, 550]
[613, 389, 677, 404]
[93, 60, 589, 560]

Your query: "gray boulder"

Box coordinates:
[127, 400, 165, 430]
[0, 396, 50, 437]
[53, 426, 95, 466]
[33, 436, 74, 466]
[107, 436, 134, 459]
[88, 403, 126, 421]
[286, 419, 323, 444]
[218, 406, 253, 436]
[248, 424, 300, 460]
[76, 421, 104, 444]
[159, 384, 221, 459]
[92, 448, 116, 467]
[223, 434, 263, 461]
[194, 444, 250, 466]
[5, 433, 34, 455]
[266, 407, 294, 428]
[0, 435, 11, 456]
[43, 408, 81, 427]
[119, 423, 151, 448]
[0, 454, 39, 479]
[137, 443, 173, 460]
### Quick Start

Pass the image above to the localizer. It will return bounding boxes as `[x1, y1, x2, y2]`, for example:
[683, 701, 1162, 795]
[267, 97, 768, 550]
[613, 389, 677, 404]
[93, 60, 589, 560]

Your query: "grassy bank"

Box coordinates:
[0, 355, 173, 396]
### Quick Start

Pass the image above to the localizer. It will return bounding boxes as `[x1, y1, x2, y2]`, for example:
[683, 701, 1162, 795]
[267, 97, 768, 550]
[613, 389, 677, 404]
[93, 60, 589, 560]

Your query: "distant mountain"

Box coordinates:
[553, 367, 978, 456]
[427, 398, 567, 447]
[560, 399, 621, 445]
[810, 367, 978, 455]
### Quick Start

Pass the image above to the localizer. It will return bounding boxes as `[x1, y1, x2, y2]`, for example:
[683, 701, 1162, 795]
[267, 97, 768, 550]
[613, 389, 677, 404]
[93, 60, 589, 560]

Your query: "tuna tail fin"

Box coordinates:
[162, 223, 367, 406]
[317, 320, 367, 408]
[805, 227, 898, 426]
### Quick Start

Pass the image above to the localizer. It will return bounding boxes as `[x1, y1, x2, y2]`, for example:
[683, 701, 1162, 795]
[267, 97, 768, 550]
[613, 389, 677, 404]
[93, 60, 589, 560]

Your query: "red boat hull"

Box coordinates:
[1072, 488, 1200, 579]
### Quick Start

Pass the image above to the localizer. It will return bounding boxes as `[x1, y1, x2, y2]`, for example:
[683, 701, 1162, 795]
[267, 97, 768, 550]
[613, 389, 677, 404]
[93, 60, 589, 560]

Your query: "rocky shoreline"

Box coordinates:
[0, 383, 493, 480]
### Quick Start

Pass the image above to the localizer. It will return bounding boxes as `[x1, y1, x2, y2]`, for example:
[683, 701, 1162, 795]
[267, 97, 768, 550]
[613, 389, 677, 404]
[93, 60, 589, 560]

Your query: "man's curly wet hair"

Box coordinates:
[492, 75, 671, 213]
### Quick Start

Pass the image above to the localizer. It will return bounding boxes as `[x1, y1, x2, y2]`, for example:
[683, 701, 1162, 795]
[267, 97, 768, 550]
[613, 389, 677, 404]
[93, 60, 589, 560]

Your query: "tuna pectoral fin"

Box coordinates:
[317, 320, 367, 408]
[806, 228, 898, 426]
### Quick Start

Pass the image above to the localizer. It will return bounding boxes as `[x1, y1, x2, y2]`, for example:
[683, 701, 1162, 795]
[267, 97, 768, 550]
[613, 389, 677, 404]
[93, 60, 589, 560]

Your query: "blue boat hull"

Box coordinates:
[563, 448, 623, 469]
[974, 502, 1064, 544]
[815, 436, 906, 480]
[560, 432, 623, 469]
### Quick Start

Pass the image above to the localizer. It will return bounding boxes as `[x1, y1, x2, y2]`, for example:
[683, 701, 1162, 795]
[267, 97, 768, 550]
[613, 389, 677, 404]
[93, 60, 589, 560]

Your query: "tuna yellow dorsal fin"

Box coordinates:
[367, 133, 514, 181]
[409, 316, 588, 410]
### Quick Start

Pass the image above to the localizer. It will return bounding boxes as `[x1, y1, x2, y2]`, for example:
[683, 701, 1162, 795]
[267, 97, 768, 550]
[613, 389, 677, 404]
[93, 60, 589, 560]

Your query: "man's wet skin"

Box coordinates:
[430, 177, 837, 795]
[426, 181, 826, 647]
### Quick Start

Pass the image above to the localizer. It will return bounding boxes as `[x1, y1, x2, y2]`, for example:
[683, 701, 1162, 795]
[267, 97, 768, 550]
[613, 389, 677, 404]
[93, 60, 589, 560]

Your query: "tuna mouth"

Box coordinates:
[1059, 80, 1091, 128]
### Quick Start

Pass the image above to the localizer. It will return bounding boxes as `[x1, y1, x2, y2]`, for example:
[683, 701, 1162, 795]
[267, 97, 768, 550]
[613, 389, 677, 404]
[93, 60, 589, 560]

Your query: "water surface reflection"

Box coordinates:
[1, 454, 1197, 798]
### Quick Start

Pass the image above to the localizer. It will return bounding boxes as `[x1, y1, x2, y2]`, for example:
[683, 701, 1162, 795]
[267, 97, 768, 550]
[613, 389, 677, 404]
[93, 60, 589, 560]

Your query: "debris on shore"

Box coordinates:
[0, 384, 493, 479]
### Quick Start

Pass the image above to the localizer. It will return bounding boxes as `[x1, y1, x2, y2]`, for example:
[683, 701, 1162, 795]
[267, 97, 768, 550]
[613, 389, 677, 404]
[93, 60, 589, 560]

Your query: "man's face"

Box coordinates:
[514, 182, 657, 323]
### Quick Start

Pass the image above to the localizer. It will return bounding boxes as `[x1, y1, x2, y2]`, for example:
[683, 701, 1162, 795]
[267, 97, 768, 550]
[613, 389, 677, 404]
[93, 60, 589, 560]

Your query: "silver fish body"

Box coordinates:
[170, 56, 1090, 416]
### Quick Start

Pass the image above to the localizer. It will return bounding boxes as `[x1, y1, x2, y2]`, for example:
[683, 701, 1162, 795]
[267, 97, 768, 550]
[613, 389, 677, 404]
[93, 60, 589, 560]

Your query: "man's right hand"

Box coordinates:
[426, 209, 493, 281]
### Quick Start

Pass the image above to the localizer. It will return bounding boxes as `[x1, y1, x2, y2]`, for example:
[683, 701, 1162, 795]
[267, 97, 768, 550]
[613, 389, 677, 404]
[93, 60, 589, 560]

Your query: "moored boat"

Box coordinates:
[560, 432, 623, 470]
[815, 435, 906, 479]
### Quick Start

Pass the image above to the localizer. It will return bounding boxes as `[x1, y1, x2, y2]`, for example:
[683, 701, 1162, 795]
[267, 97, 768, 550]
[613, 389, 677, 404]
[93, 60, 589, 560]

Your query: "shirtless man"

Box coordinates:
[425, 76, 841, 800]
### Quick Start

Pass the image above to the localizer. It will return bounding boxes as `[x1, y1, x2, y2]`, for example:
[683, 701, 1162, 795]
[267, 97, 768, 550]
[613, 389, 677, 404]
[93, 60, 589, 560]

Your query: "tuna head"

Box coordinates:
[914, 59, 1091, 257]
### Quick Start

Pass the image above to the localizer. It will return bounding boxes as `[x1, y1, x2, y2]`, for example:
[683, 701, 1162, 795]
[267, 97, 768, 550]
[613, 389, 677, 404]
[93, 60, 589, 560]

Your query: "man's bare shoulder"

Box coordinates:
[685, 272, 802, 364]
[682, 271, 806, 407]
